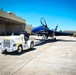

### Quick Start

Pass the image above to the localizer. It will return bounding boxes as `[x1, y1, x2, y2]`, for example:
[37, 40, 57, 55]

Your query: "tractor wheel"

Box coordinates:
[30, 42, 34, 49]
[17, 46, 22, 54]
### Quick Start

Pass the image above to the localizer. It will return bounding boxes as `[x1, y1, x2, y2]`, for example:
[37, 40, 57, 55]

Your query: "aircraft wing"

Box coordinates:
[55, 31, 73, 36]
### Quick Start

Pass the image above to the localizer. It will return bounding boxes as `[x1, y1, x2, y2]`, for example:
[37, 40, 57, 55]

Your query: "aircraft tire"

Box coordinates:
[54, 38, 56, 40]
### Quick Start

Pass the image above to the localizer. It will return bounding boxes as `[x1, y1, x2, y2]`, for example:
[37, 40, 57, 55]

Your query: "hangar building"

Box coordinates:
[26, 25, 33, 34]
[0, 10, 26, 35]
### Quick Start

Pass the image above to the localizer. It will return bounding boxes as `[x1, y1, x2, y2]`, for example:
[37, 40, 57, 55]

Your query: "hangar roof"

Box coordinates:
[0, 10, 26, 25]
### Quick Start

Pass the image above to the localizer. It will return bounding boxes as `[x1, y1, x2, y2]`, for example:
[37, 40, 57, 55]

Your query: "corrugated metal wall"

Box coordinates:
[6, 24, 25, 35]
[0, 24, 6, 33]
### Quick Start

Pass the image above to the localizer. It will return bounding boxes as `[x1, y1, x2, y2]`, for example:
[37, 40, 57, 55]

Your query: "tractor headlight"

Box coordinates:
[12, 40, 16, 46]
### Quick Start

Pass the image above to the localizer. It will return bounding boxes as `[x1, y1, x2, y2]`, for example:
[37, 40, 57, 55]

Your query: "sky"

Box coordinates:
[0, 0, 76, 31]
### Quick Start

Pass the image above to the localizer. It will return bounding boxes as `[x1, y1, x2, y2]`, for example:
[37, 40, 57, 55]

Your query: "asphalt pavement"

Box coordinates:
[0, 36, 76, 75]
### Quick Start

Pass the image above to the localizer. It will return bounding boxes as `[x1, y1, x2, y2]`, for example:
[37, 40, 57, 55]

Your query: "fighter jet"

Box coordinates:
[31, 18, 73, 40]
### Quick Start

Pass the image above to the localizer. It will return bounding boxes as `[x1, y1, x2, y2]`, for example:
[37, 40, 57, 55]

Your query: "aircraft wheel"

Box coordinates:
[46, 36, 48, 39]
[54, 38, 56, 40]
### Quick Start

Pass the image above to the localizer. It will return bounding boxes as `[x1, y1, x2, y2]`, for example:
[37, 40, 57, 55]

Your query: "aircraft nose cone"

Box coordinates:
[31, 28, 35, 33]
[31, 26, 43, 34]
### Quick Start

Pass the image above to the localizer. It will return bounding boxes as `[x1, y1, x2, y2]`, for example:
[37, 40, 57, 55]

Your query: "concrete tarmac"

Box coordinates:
[0, 36, 76, 75]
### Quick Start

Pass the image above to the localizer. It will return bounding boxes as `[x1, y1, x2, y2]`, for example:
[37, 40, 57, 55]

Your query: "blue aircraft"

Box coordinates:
[31, 18, 73, 40]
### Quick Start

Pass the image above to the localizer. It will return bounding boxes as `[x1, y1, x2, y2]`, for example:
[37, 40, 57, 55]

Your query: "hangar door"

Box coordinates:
[0, 24, 6, 34]
[6, 24, 25, 35]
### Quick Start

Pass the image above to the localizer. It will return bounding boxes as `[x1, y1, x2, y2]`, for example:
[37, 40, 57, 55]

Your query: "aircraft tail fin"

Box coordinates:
[40, 17, 47, 26]
[54, 25, 58, 32]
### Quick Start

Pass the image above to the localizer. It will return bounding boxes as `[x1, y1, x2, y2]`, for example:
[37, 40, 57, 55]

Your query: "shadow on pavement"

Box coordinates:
[56, 39, 76, 42]
[1, 39, 76, 55]
[35, 38, 76, 46]
[1, 48, 36, 56]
